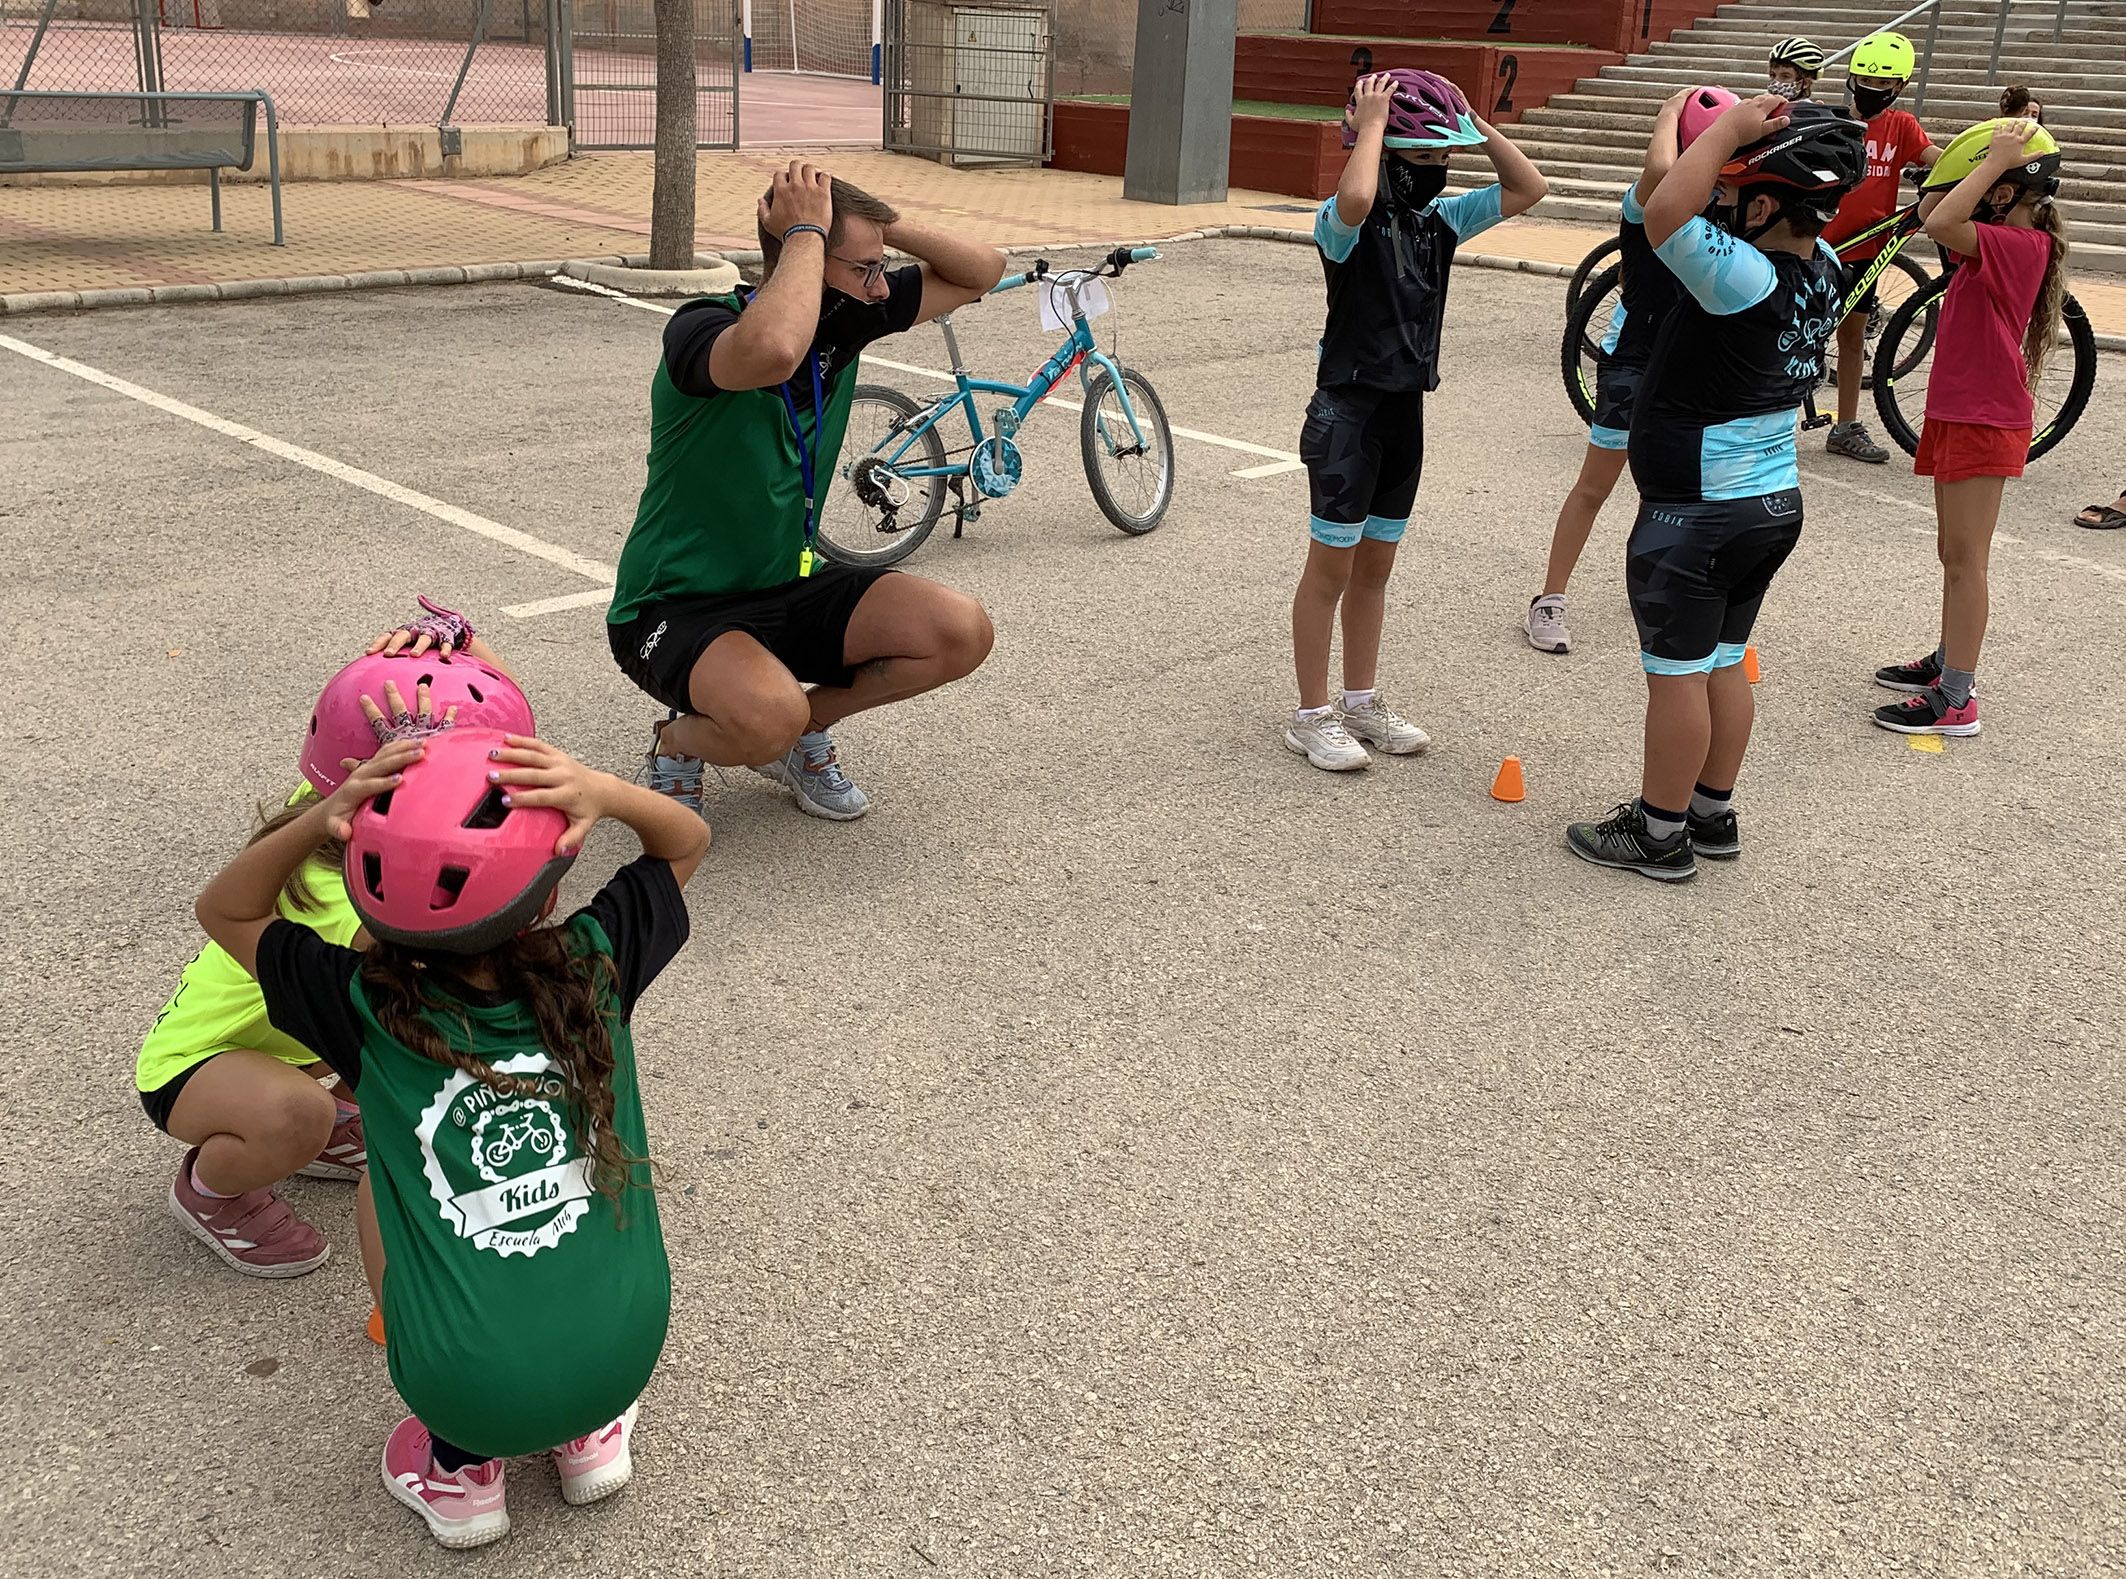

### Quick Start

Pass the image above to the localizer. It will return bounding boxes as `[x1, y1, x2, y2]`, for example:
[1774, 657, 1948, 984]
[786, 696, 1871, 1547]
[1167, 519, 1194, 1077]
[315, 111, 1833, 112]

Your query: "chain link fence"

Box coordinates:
[1053, 0, 1304, 98]
[2, 0, 557, 125]
[567, 0, 737, 150]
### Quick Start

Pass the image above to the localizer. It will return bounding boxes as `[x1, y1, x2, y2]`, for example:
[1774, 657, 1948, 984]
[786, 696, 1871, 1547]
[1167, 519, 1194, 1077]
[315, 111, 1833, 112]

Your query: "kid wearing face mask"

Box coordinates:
[1284, 69, 1546, 771]
[1766, 36, 1823, 100]
[1820, 31, 1940, 464]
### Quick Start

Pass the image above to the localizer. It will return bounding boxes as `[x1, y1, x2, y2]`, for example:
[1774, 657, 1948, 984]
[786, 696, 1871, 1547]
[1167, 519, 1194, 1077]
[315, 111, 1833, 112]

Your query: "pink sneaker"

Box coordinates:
[298, 1105, 366, 1181]
[552, 1402, 638, 1506]
[168, 1148, 328, 1278]
[381, 1417, 509, 1549]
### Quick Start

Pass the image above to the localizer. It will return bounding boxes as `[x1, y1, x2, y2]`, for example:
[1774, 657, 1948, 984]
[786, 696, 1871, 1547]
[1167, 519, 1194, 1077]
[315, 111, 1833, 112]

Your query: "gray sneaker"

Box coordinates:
[642, 715, 703, 812]
[1525, 594, 1571, 654]
[1283, 710, 1369, 771]
[1826, 421, 1889, 464]
[1339, 693, 1430, 755]
[753, 729, 869, 820]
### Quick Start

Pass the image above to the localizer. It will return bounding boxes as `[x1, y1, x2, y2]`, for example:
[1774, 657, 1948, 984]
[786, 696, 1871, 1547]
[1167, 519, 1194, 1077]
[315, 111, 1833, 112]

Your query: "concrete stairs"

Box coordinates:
[1448, 0, 2126, 268]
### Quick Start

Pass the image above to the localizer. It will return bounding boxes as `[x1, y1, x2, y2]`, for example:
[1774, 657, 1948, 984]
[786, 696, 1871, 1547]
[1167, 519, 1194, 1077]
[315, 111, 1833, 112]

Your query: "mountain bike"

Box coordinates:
[817, 246, 1175, 568]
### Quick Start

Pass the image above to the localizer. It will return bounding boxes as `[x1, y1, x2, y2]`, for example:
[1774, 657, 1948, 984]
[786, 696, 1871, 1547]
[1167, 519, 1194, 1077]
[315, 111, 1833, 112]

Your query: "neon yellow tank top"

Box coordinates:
[136, 805, 362, 1093]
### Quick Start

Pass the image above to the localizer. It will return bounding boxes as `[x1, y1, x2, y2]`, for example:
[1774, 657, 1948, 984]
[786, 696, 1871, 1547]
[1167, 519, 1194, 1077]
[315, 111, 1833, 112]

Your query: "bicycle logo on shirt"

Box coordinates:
[471, 1099, 567, 1183]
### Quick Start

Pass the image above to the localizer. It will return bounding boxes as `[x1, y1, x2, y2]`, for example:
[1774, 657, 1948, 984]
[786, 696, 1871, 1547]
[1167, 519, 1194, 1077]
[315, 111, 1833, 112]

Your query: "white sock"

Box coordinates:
[190, 1159, 237, 1200]
[1294, 704, 1333, 725]
[1342, 688, 1375, 712]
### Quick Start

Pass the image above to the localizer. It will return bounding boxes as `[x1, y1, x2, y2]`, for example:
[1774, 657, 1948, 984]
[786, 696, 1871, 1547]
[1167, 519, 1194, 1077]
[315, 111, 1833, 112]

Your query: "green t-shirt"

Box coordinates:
[138, 789, 360, 1092]
[608, 270, 924, 623]
[256, 857, 690, 1457]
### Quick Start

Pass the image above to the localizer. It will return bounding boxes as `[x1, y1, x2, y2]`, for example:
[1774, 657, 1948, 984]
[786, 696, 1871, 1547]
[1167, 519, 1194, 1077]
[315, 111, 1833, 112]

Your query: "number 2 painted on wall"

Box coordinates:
[1489, 0, 1516, 34]
[1494, 53, 1519, 114]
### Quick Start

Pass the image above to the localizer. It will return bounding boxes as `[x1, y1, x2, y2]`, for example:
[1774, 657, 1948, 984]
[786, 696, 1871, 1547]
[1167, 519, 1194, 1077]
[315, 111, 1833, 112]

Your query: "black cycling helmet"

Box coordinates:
[1720, 99, 1867, 229]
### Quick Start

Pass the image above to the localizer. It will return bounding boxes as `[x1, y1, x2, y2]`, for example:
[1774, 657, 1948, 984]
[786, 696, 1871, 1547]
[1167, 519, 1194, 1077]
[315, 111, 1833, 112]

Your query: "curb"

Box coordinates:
[3, 227, 2116, 351]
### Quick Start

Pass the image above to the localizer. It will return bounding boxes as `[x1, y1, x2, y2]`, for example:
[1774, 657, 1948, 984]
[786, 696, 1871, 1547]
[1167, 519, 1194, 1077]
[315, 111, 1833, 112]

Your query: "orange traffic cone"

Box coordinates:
[1742, 645, 1762, 684]
[366, 1306, 385, 1346]
[1490, 756, 1526, 803]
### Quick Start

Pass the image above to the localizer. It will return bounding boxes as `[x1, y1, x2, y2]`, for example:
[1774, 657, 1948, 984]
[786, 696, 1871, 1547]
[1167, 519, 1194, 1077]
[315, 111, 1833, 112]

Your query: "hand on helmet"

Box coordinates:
[323, 739, 425, 842]
[484, 734, 607, 857]
[357, 676, 460, 746]
[1349, 72, 1397, 132]
[1986, 118, 2041, 168]
[1721, 93, 1793, 144]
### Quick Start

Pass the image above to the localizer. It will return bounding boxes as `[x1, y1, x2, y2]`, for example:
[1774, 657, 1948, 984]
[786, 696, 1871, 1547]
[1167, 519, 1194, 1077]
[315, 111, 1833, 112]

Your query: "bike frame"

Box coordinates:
[864, 272, 1150, 484]
[1835, 200, 1928, 319]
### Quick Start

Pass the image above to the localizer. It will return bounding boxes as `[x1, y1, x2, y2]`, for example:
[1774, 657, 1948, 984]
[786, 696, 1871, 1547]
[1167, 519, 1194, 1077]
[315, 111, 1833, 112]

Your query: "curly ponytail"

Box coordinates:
[2023, 196, 2069, 388]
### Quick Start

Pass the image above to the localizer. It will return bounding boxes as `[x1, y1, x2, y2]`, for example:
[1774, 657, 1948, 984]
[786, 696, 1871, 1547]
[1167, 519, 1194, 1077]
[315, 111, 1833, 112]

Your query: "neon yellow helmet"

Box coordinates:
[1848, 31, 1917, 82]
[1921, 117, 2062, 195]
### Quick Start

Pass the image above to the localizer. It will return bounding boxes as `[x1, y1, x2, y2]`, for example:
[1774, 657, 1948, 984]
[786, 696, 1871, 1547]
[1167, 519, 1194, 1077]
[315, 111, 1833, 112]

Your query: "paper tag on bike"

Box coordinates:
[1039, 277, 1111, 333]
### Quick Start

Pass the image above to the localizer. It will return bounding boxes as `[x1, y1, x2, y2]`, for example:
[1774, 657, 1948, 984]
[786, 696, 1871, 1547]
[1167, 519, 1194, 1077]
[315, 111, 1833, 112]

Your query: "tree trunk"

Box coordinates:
[649, 0, 698, 270]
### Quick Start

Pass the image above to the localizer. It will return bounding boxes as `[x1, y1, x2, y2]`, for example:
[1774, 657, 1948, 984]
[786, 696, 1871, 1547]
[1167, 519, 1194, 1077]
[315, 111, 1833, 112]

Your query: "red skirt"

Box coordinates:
[1915, 417, 2030, 482]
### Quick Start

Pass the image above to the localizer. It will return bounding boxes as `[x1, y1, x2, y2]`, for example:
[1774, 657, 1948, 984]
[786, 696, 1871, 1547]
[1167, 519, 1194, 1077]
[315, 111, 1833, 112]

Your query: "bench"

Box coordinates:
[0, 89, 284, 246]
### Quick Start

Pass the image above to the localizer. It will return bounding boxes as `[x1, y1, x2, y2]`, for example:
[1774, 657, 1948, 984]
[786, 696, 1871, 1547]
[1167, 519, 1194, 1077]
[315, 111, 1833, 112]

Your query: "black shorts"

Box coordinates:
[140, 1056, 213, 1133]
[607, 566, 897, 713]
[1626, 491, 1803, 675]
[1300, 383, 1425, 547]
[1589, 358, 1643, 451]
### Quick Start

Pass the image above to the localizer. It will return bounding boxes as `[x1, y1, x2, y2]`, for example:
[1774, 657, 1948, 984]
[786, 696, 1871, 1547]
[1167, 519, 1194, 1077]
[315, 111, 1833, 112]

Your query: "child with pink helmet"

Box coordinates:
[194, 721, 708, 1548]
[138, 598, 533, 1280]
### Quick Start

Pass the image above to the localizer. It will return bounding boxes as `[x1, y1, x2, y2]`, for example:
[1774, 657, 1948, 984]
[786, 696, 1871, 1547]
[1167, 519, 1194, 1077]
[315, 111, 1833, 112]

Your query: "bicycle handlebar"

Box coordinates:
[992, 244, 1161, 295]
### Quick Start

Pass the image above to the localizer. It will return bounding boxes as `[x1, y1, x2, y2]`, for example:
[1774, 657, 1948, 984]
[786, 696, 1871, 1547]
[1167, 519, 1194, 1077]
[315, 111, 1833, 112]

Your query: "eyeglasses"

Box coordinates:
[832, 253, 888, 290]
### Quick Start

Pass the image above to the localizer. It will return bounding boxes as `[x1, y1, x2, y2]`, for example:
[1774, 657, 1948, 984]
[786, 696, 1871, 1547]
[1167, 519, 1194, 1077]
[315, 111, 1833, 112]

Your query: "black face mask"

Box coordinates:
[1850, 84, 1896, 118]
[1384, 157, 1449, 211]
[1711, 192, 1778, 244]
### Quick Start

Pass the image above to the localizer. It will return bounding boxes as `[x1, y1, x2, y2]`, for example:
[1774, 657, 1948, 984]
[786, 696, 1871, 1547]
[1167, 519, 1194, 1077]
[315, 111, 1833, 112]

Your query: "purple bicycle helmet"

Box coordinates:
[1342, 68, 1486, 151]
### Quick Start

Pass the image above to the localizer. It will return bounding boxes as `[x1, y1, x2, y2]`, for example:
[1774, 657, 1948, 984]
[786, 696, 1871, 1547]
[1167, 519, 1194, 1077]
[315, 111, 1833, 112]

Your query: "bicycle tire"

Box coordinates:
[1560, 261, 1620, 428]
[816, 384, 950, 569]
[1880, 253, 1939, 378]
[2032, 292, 2096, 463]
[1566, 236, 1622, 316]
[1870, 274, 1942, 456]
[1872, 277, 2094, 464]
[1080, 364, 1175, 534]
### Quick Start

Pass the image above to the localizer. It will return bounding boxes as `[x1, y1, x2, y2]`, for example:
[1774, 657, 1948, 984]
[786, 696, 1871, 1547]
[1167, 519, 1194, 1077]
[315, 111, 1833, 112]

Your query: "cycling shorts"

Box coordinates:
[1590, 358, 1643, 452]
[1300, 383, 1424, 548]
[1626, 490, 1803, 675]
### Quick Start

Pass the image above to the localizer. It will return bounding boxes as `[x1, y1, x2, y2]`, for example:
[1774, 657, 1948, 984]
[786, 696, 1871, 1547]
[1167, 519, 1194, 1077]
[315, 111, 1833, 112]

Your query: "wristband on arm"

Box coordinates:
[780, 223, 827, 244]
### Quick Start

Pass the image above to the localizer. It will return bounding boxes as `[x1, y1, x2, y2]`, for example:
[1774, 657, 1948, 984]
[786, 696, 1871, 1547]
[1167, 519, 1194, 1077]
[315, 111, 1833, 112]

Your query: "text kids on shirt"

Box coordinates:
[1872, 118, 2068, 739]
[1820, 31, 1939, 464]
[143, 602, 533, 1280]
[1565, 96, 1863, 883]
[1283, 68, 1546, 772]
[193, 725, 709, 1549]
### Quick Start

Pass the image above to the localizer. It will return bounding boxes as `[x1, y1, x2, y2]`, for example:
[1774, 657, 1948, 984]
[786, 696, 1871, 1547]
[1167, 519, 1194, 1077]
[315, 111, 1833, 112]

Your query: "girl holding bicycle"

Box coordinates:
[194, 726, 707, 1547]
[1873, 118, 2068, 737]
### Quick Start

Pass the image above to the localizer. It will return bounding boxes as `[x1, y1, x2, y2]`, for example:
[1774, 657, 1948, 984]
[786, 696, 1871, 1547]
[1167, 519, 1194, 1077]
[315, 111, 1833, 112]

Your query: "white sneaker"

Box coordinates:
[1338, 694, 1429, 755]
[1525, 594, 1571, 654]
[1283, 710, 1369, 771]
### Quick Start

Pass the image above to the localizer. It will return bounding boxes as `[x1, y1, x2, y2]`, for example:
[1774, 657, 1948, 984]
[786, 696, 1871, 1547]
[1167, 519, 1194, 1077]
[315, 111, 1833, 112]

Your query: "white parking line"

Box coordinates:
[0, 333, 618, 609]
[552, 274, 1307, 479]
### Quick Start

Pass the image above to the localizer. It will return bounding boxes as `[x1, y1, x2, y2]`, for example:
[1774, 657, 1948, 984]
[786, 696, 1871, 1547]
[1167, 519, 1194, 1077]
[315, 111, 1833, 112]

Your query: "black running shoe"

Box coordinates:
[1874, 651, 1942, 694]
[1687, 808, 1740, 860]
[1566, 801, 1697, 883]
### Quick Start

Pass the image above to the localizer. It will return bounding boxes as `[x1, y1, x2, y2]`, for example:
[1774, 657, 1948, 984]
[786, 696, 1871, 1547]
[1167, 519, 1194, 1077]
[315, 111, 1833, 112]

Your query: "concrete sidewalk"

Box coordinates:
[6, 148, 2126, 336]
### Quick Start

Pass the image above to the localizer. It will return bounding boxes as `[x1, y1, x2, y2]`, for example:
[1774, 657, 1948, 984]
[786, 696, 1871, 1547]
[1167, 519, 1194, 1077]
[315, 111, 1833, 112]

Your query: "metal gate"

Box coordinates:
[563, 0, 740, 151]
[881, 0, 1051, 165]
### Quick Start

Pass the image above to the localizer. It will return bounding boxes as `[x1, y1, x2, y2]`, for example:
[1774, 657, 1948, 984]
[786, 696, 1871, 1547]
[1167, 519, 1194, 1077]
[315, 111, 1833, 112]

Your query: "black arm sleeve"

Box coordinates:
[255, 921, 368, 1086]
[662, 299, 744, 398]
[575, 856, 692, 1019]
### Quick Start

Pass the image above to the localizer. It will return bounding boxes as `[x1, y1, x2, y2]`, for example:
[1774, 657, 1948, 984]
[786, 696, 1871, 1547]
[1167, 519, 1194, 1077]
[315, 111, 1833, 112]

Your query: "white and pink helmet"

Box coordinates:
[1342, 68, 1486, 151]
[301, 650, 534, 796]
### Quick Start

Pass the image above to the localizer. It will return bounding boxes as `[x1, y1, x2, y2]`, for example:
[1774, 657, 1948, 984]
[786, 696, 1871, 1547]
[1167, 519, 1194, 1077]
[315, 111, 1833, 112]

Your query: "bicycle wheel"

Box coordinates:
[816, 384, 951, 568]
[1560, 261, 1621, 427]
[1828, 251, 1938, 390]
[1566, 235, 1622, 316]
[1080, 364, 1174, 534]
[1872, 277, 2095, 464]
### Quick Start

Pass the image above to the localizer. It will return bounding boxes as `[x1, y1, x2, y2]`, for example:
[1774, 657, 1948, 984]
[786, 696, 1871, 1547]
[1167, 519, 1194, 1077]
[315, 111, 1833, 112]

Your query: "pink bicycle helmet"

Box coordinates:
[1343, 68, 1486, 150]
[302, 651, 533, 796]
[344, 726, 575, 954]
[1678, 86, 1741, 151]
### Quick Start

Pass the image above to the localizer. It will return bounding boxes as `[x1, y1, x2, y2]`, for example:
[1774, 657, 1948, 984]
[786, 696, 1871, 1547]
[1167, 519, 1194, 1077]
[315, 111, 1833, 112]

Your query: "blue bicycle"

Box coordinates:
[818, 246, 1175, 568]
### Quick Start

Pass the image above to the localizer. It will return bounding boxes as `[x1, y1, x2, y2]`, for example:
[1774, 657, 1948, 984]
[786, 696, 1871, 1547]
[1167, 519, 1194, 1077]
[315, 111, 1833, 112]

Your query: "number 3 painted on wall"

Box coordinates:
[1495, 53, 1519, 115]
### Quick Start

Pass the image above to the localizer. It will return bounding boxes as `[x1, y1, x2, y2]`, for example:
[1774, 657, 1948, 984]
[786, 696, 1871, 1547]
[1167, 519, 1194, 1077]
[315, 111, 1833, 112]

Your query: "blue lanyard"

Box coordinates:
[778, 354, 826, 579]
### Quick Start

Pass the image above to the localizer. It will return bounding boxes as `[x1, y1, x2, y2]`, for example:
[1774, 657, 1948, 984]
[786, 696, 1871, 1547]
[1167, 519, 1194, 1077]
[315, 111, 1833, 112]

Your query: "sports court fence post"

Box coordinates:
[742, 0, 753, 70]
[872, 0, 882, 84]
[544, 0, 563, 126]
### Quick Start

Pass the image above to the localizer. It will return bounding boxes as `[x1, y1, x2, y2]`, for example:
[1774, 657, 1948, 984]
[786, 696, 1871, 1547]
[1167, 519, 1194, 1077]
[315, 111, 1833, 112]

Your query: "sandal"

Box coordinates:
[2074, 503, 2126, 530]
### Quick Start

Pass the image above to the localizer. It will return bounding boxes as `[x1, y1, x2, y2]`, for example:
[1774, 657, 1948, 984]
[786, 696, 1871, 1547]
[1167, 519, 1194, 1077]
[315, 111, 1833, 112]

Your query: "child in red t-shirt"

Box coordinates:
[1820, 32, 1937, 463]
[1872, 119, 2066, 738]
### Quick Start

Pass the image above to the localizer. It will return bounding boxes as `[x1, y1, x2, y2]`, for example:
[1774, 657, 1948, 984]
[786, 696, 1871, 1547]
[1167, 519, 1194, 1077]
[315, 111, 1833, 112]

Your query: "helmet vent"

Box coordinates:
[430, 866, 469, 913]
[360, 850, 385, 902]
[371, 788, 396, 817]
[467, 684, 486, 704]
[462, 785, 511, 831]
[309, 716, 318, 736]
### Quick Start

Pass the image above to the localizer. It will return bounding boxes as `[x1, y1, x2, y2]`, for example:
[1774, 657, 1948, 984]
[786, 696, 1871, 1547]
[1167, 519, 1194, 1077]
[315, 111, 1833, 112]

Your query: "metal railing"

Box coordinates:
[1823, 0, 2082, 118]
